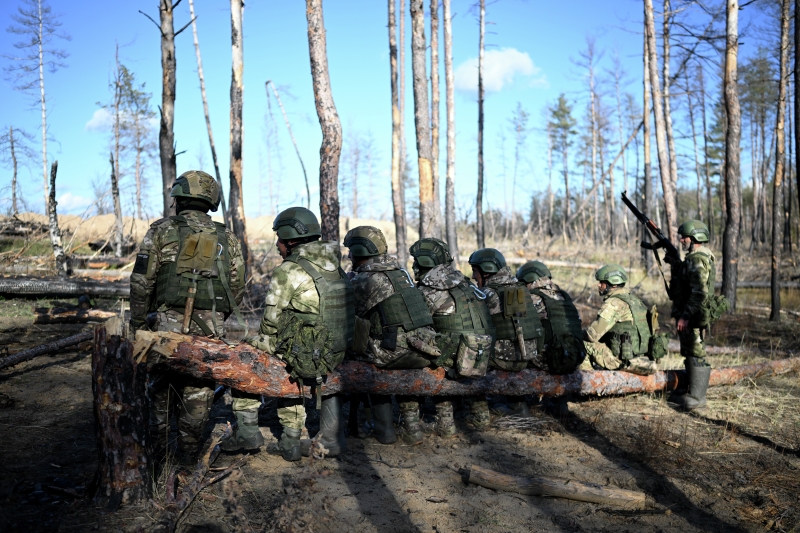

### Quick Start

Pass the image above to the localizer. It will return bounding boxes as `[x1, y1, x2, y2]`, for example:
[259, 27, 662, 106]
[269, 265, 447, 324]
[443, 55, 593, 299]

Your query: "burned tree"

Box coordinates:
[476, 0, 486, 248]
[0, 126, 35, 216]
[228, 0, 250, 268]
[388, 0, 408, 264]
[47, 161, 70, 276]
[443, 0, 459, 260]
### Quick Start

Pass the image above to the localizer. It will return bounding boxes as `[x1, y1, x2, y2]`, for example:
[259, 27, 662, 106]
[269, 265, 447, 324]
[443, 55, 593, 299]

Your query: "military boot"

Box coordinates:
[301, 395, 347, 457]
[669, 358, 710, 411]
[221, 407, 264, 452]
[398, 401, 424, 445]
[370, 396, 397, 444]
[465, 397, 491, 430]
[270, 427, 302, 462]
[434, 400, 456, 438]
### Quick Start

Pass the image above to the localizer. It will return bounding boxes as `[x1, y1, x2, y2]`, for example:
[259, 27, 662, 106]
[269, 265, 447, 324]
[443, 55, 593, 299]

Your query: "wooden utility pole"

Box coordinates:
[443, 0, 459, 260]
[771, 0, 790, 321]
[228, 0, 249, 268]
[388, 0, 408, 264]
[306, 0, 343, 242]
[722, 0, 742, 310]
[188, 0, 228, 227]
[410, 0, 437, 238]
[476, 0, 486, 248]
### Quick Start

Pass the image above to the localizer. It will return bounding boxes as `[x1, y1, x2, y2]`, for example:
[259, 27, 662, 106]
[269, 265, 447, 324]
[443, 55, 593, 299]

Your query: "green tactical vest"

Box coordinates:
[154, 216, 232, 314]
[530, 288, 583, 344]
[487, 281, 544, 344]
[605, 292, 652, 357]
[431, 280, 495, 336]
[372, 269, 434, 332]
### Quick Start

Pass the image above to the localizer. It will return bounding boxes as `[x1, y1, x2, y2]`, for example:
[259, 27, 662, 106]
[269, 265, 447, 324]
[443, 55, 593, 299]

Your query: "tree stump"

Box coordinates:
[91, 319, 150, 508]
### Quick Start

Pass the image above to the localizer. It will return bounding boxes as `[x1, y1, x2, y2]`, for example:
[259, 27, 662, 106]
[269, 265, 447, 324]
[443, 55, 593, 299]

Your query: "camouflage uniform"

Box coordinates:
[671, 244, 715, 361]
[526, 277, 566, 320]
[417, 262, 471, 318]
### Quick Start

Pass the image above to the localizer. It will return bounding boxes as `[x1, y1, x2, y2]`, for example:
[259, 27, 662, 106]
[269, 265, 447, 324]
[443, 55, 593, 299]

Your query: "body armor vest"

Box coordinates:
[431, 280, 495, 336]
[371, 269, 434, 332]
[487, 282, 544, 343]
[154, 216, 232, 314]
[671, 249, 715, 313]
[530, 287, 583, 344]
[604, 292, 651, 356]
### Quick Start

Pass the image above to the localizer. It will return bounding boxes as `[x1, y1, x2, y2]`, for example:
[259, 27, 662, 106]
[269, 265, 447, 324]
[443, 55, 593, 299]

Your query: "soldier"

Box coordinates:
[581, 264, 656, 376]
[344, 226, 440, 444]
[516, 260, 585, 374]
[244, 207, 354, 461]
[468, 249, 544, 418]
[666, 220, 716, 410]
[410, 238, 495, 430]
[129, 170, 255, 458]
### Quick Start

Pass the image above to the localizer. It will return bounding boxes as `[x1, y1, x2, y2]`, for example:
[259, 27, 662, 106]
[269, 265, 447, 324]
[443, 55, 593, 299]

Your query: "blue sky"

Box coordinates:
[0, 1, 753, 221]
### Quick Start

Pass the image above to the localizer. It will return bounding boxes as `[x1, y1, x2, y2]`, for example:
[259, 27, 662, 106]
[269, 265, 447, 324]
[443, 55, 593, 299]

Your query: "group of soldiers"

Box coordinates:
[130, 170, 718, 463]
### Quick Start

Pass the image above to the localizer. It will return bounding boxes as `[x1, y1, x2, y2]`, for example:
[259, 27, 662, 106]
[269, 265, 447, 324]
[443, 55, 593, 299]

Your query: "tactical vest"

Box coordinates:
[371, 269, 434, 332]
[154, 216, 233, 314]
[431, 280, 495, 336]
[487, 282, 544, 343]
[672, 249, 715, 312]
[530, 287, 583, 344]
[605, 292, 651, 357]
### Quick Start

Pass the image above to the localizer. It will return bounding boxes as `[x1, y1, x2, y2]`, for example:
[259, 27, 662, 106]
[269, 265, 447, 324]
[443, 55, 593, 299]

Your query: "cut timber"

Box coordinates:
[467, 464, 646, 509]
[0, 277, 129, 298]
[136, 330, 800, 397]
[0, 331, 93, 371]
[34, 308, 117, 324]
[90, 323, 150, 507]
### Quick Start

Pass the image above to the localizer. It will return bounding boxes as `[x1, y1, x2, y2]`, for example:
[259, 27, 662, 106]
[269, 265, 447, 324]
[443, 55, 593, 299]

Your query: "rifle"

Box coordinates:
[621, 191, 680, 293]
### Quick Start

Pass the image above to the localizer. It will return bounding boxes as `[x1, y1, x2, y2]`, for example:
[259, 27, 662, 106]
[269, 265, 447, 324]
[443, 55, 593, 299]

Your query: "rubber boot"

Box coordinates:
[271, 427, 301, 462]
[434, 400, 456, 438]
[465, 397, 491, 430]
[221, 408, 264, 452]
[670, 358, 710, 411]
[370, 396, 397, 444]
[301, 395, 347, 457]
[398, 401, 424, 445]
[493, 396, 531, 417]
[667, 358, 692, 403]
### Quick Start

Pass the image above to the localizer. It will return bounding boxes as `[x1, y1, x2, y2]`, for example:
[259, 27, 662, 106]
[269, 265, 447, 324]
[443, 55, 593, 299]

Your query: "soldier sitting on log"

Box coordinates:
[344, 226, 441, 444]
[244, 207, 355, 462]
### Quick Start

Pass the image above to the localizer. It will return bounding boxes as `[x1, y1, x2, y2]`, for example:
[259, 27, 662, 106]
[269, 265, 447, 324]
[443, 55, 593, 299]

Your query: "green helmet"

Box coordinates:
[516, 260, 551, 283]
[343, 226, 387, 257]
[409, 238, 452, 268]
[678, 220, 710, 243]
[595, 264, 628, 286]
[170, 170, 221, 211]
[468, 248, 506, 274]
[273, 207, 322, 240]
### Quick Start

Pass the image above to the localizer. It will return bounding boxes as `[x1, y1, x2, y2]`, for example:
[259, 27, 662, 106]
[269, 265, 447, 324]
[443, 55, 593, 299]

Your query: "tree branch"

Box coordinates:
[138, 11, 164, 37]
[174, 17, 196, 38]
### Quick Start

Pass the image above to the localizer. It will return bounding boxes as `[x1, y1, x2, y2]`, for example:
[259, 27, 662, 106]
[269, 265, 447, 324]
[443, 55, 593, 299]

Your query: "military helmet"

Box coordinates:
[170, 170, 221, 211]
[343, 226, 387, 257]
[273, 207, 322, 240]
[517, 260, 551, 283]
[409, 238, 452, 268]
[678, 219, 710, 243]
[468, 248, 506, 274]
[595, 264, 628, 286]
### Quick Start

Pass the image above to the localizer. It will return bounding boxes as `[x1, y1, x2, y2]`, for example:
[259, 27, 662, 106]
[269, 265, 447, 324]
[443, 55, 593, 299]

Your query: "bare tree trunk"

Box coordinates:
[590, 57, 598, 244]
[686, 73, 703, 220]
[306, 0, 343, 242]
[48, 161, 70, 276]
[643, 32, 654, 271]
[134, 115, 143, 221]
[613, 54, 629, 242]
[228, 0, 250, 270]
[410, 0, 437, 238]
[644, 0, 679, 243]
[663, 0, 679, 201]
[10, 126, 18, 216]
[113, 47, 124, 258]
[443, 0, 458, 260]
[189, 0, 228, 227]
[699, 64, 713, 241]
[430, 0, 443, 235]
[722, 0, 742, 310]
[388, 0, 408, 264]
[476, 0, 486, 248]
[771, 0, 790, 322]
[563, 145, 571, 239]
[399, 0, 407, 222]
[266, 81, 311, 209]
[157, 0, 177, 217]
[795, 0, 800, 244]
[37, 0, 50, 217]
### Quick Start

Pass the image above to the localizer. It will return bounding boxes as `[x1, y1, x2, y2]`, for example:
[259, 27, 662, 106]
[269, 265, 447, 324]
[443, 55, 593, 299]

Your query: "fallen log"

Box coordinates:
[0, 330, 93, 371]
[135, 330, 800, 398]
[34, 308, 118, 324]
[467, 464, 647, 508]
[0, 277, 129, 298]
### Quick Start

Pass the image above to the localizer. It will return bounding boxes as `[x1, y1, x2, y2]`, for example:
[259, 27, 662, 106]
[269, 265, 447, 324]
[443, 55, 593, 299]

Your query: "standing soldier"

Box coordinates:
[129, 170, 253, 458]
[581, 264, 656, 375]
[344, 226, 440, 444]
[410, 238, 495, 430]
[666, 220, 719, 410]
[468, 249, 543, 418]
[244, 207, 354, 461]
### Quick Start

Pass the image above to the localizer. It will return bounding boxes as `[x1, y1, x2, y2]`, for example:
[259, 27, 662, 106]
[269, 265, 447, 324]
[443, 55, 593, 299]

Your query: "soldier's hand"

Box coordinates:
[677, 318, 690, 332]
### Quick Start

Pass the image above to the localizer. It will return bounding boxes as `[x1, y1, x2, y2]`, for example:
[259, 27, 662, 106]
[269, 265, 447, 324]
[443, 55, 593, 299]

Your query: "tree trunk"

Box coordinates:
[643, 33, 653, 271]
[306, 0, 343, 242]
[722, 0, 742, 310]
[771, 0, 790, 322]
[37, 0, 50, 218]
[686, 73, 703, 220]
[399, 0, 408, 233]
[613, 56, 630, 243]
[388, 0, 408, 264]
[0, 330, 93, 371]
[410, 0, 437, 238]
[266, 81, 311, 210]
[476, 0, 486, 248]
[698, 64, 713, 241]
[189, 0, 229, 227]
[48, 161, 70, 276]
[109, 151, 124, 260]
[157, 0, 178, 218]
[443, 0, 458, 261]
[430, 0, 443, 236]
[795, 0, 800, 245]
[10, 126, 18, 216]
[663, 0, 680, 202]
[643, 0, 679, 244]
[134, 116, 144, 221]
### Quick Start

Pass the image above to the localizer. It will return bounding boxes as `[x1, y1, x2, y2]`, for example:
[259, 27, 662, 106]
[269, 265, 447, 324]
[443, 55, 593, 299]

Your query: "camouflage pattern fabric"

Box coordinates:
[583, 287, 634, 344]
[671, 244, 715, 360]
[678, 327, 706, 358]
[579, 345, 654, 375]
[417, 262, 471, 316]
[525, 277, 566, 319]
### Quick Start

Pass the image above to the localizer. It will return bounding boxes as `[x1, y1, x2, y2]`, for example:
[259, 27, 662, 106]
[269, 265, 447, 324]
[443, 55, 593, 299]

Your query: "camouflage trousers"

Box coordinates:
[678, 327, 707, 360]
[278, 398, 307, 430]
[580, 341, 655, 375]
[149, 373, 214, 454]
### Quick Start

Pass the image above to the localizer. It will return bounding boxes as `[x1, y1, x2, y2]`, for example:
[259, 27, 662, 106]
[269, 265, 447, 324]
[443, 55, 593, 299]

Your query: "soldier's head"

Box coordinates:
[516, 260, 551, 285]
[273, 207, 322, 259]
[468, 248, 506, 287]
[595, 264, 627, 296]
[171, 170, 221, 213]
[678, 220, 709, 252]
[409, 238, 452, 281]
[343, 226, 388, 268]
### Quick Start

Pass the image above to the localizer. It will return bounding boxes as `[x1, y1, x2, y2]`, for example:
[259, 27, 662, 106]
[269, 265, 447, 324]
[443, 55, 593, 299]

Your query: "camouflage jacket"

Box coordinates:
[483, 266, 540, 363]
[482, 266, 517, 315]
[526, 278, 566, 320]
[584, 287, 635, 343]
[417, 262, 472, 316]
[130, 210, 245, 336]
[670, 245, 715, 320]
[248, 240, 340, 353]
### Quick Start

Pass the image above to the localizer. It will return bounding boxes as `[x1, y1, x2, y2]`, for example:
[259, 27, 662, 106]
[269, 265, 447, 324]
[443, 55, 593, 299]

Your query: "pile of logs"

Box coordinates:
[0, 215, 49, 241]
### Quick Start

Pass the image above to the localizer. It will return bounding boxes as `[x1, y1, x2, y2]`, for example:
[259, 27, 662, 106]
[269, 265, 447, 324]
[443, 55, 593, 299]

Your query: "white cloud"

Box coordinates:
[454, 47, 546, 93]
[85, 108, 112, 131]
[57, 192, 93, 213]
